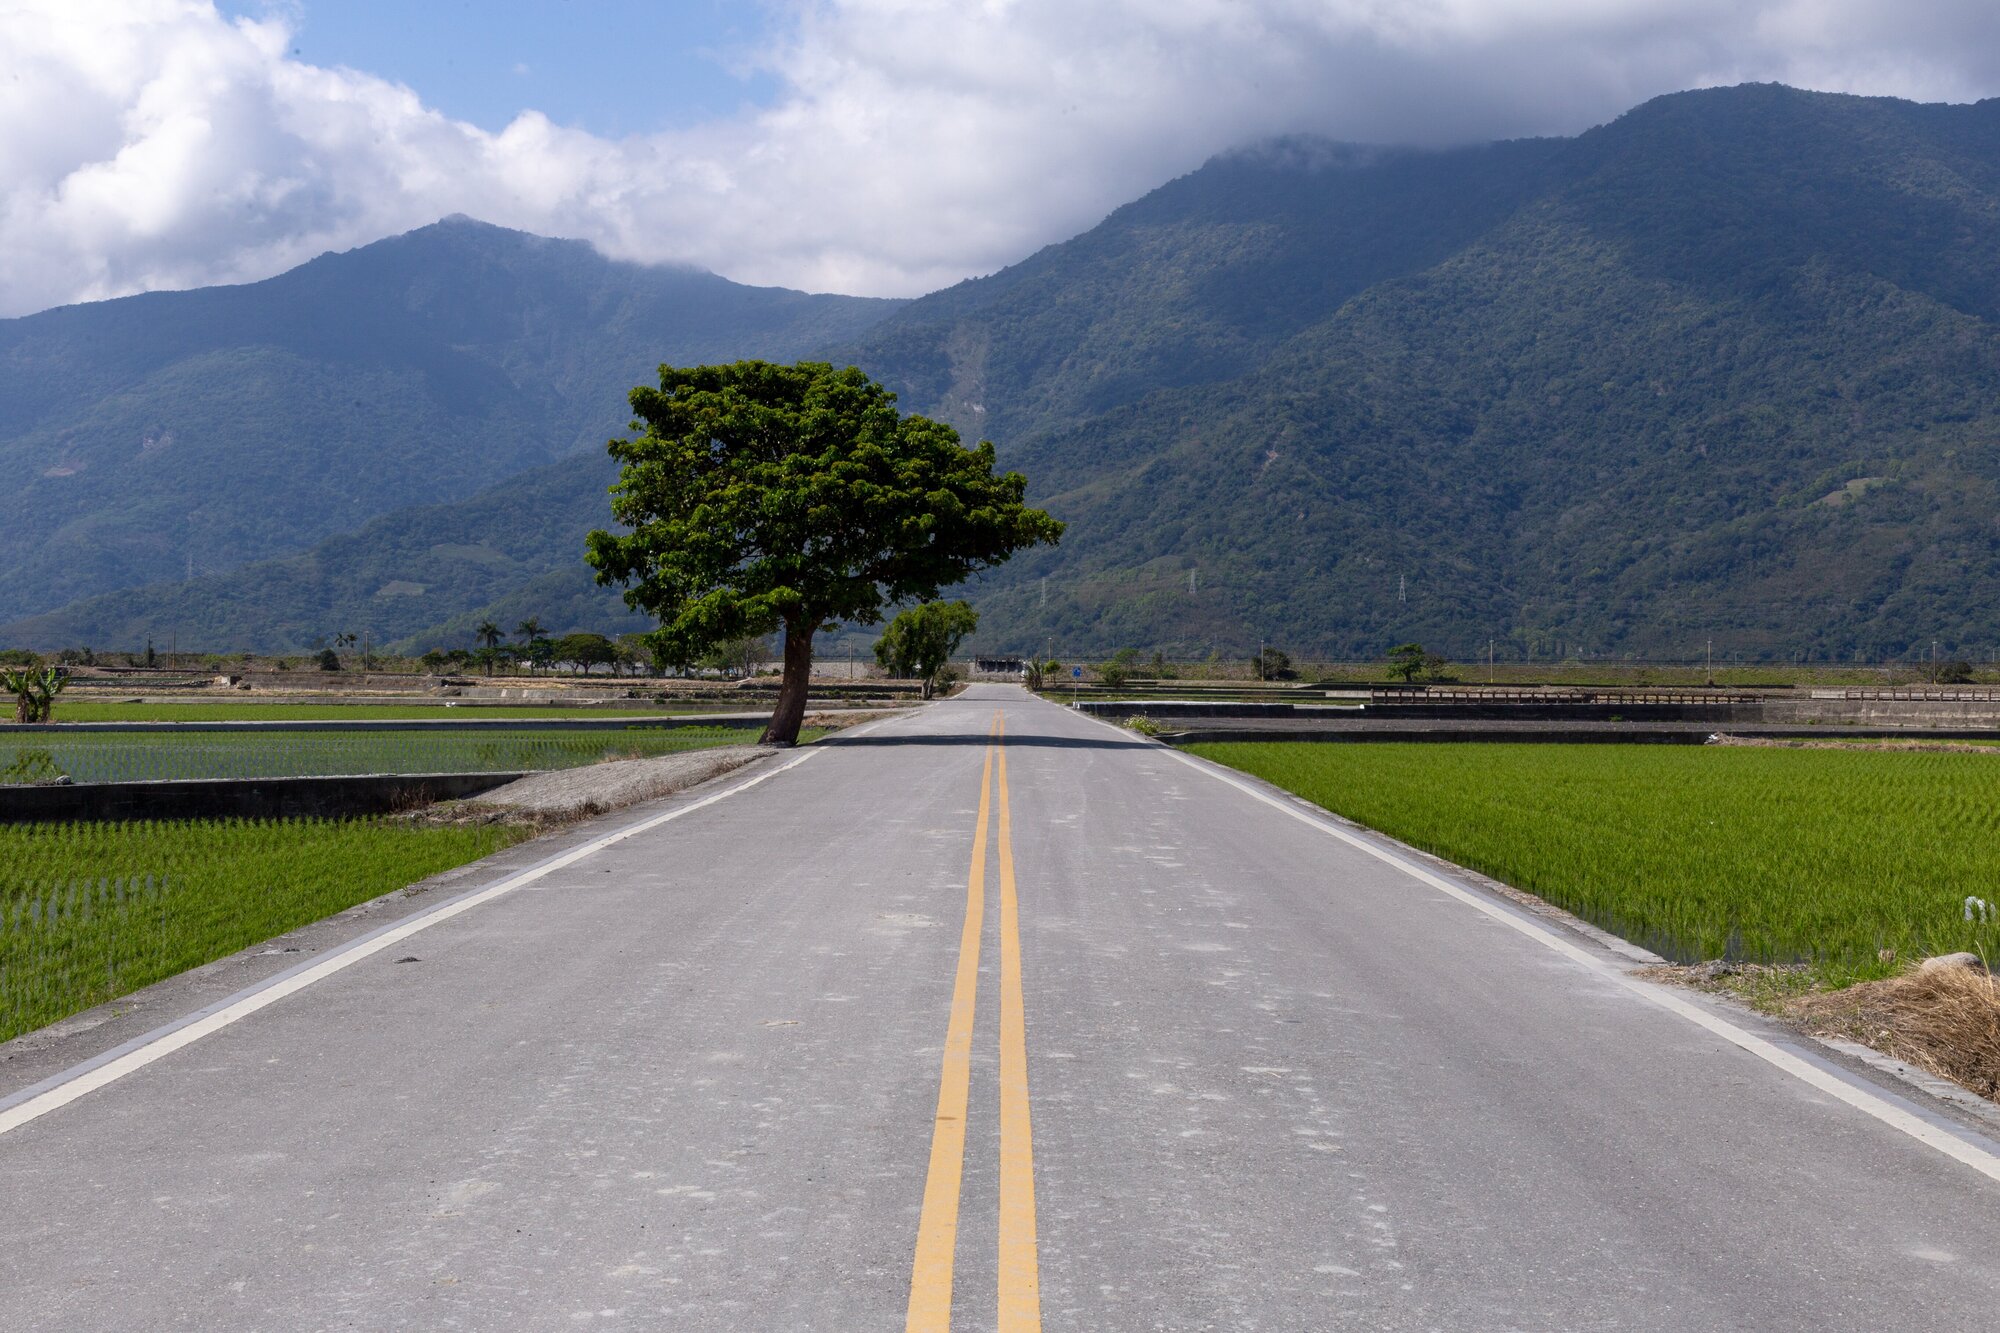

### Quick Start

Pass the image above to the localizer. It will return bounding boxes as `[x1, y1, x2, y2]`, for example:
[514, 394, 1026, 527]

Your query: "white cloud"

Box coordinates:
[2, 0, 1999, 316]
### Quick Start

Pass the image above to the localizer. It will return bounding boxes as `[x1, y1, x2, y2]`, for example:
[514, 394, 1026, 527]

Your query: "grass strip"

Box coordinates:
[0, 816, 523, 1042]
[1188, 741, 2000, 985]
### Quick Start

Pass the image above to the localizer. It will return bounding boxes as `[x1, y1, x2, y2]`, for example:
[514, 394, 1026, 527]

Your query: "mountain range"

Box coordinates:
[0, 223, 894, 646]
[11, 83, 2000, 662]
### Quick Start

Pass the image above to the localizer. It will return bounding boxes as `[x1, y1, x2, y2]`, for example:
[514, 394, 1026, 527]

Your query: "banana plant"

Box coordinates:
[1, 666, 69, 723]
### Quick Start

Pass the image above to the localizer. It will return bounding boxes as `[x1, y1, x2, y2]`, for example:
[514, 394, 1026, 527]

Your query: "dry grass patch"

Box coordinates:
[1789, 963, 2000, 1100]
[1645, 957, 2000, 1104]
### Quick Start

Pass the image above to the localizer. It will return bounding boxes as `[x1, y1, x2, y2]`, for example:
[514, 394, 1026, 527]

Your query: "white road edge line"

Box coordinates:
[1143, 732, 2000, 1184]
[0, 748, 820, 1139]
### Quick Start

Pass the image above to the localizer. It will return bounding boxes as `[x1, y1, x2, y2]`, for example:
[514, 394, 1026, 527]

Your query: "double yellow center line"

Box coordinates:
[906, 713, 1041, 1332]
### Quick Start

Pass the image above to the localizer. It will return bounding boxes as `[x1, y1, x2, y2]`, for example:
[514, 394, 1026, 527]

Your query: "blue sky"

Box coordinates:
[220, 0, 781, 135]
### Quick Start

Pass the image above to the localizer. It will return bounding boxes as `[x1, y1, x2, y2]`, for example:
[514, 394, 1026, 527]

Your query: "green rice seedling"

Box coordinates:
[0, 724, 809, 785]
[0, 816, 520, 1041]
[55, 702, 748, 723]
[1188, 742, 2000, 985]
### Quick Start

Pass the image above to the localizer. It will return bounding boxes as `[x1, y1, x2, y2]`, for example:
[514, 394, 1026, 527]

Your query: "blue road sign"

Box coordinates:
[1071, 667, 1083, 679]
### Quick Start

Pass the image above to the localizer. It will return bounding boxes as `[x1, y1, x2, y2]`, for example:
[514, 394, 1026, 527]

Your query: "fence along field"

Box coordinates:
[0, 725, 766, 785]
[0, 817, 520, 1041]
[1189, 742, 2000, 985]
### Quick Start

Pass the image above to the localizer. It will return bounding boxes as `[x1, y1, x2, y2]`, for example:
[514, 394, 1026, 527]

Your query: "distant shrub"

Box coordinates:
[317, 648, 341, 672]
[1098, 647, 1142, 689]
[1918, 659, 1976, 685]
[1252, 647, 1297, 680]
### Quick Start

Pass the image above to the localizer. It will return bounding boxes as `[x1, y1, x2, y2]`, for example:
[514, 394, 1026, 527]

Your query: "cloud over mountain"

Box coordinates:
[5, 0, 2000, 317]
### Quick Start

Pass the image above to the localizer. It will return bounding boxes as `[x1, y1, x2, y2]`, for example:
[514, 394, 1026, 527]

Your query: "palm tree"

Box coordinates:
[475, 621, 502, 675]
[515, 618, 546, 675]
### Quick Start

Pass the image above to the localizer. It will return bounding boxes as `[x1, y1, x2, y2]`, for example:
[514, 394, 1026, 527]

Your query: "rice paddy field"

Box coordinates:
[1188, 742, 2000, 984]
[0, 724, 802, 785]
[52, 701, 746, 723]
[0, 817, 522, 1041]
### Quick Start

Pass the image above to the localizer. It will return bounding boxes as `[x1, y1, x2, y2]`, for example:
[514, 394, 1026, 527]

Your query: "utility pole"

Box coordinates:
[1259, 638, 1266, 682]
[1488, 639, 1494, 685]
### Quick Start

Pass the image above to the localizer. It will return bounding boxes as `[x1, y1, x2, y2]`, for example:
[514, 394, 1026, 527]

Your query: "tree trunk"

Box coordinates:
[762, 617, 814, 745]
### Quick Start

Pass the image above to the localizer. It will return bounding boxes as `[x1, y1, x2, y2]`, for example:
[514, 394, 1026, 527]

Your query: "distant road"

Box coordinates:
[4, 684, 1999, 1328]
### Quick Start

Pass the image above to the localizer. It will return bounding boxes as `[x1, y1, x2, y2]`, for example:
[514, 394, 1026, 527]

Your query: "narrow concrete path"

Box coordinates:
[4, 685, 1999, 1329]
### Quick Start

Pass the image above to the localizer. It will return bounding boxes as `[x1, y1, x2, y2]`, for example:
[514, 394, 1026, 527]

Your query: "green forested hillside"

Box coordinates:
[834, 135, 1568, 448]
[0, 219, 898, 626]
[2, 453, 640, 653]
[16, 84, 2000, 660]
[918, 84, 2000, 659]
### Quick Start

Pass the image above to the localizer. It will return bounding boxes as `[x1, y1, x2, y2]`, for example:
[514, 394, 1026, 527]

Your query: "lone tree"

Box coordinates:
[1387, 642, 1450, 683]
[516, 618, 550, 673]
[474, 620, 503, 675]
[875, 600, 979, 699]
[588, 361, 1062, 744]
[553, 631, 617, 675]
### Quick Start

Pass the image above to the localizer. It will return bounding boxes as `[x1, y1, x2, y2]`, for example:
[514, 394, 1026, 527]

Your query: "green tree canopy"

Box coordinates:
[875, 600, 979, 699]
[1387, 642, 1450, 683]
[553, 631, 617, 674]
[587, 360, 1063, 742]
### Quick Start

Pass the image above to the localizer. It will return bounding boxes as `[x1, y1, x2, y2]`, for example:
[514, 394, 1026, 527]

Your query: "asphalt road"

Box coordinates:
[5, 684, 2000, 1329]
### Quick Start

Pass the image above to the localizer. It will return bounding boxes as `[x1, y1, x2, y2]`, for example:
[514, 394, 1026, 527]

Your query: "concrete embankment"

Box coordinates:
[0, 772, 525, 824]
[1079, 689, 2000, 742]
[1158, 721, 2000, 745]
[452, 746, 775, 820]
